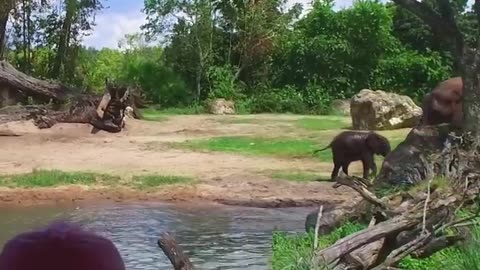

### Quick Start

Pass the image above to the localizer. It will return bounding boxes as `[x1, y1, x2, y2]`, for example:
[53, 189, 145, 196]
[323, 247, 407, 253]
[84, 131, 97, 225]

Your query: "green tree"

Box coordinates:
[143, 0, 218, 102]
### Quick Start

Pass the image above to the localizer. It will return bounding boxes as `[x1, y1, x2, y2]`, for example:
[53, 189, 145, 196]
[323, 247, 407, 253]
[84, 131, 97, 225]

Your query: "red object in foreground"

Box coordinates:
[0, 221, 126, 270]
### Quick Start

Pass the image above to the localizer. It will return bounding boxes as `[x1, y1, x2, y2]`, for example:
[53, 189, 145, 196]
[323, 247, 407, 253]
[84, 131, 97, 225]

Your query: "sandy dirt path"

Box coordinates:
[0, 114, 376, 207]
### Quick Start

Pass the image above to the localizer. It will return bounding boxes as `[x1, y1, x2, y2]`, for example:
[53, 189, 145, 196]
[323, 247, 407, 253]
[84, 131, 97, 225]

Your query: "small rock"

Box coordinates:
[208, 98, 235, 115]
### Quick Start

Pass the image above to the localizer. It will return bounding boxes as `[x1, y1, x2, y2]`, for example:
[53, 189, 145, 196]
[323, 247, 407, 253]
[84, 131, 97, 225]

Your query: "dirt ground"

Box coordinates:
[0, 114, 390, 207]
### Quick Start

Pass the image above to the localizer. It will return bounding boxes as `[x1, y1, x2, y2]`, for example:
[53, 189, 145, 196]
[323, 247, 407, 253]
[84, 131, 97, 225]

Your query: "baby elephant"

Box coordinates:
[313, 131, 391, 181]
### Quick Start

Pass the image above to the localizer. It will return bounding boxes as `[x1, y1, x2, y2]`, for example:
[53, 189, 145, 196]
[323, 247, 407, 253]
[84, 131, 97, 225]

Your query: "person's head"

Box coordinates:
[0, 221, 125, 270]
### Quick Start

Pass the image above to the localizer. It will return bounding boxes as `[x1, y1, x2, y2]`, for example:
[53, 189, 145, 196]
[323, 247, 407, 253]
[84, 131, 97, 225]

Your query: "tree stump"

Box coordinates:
[374, 124, 455, 186]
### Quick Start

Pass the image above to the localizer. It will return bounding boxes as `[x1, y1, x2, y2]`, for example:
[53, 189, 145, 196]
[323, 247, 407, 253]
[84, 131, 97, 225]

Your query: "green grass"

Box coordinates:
[214, 118, 261, 124]
[172, 134, 405, 163]
[172, 136, 327, 159]
[271, 221, 366, 270]
[0, 170, 119, 188]
[0, 170, 193, 190]
[398, 224, 480, 270]
[140, 105, 207, 121]
[142, 105, 205, 116]
[296, 116, 350, 131]
[131, 174, 193, 189]
[271, 171, 330, 182]
[141, 108, 170, 122]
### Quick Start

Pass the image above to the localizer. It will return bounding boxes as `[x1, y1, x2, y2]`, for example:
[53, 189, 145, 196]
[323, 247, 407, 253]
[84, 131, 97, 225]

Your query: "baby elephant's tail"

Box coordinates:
[312, 144, 331, 154]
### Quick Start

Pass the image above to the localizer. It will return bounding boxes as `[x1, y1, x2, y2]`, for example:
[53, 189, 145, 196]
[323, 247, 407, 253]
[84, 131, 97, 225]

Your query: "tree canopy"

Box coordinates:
[1, 0, 477, 114]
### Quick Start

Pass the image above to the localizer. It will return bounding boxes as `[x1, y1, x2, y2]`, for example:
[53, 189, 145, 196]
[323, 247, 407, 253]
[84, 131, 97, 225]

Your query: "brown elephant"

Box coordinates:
[420, 77, 463, 127]
[313, 131, 391, 181]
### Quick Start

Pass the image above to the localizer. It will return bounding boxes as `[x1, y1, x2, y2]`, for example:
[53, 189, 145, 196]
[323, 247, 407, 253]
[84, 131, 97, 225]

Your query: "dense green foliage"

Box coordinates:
[3, 0, 477, 113]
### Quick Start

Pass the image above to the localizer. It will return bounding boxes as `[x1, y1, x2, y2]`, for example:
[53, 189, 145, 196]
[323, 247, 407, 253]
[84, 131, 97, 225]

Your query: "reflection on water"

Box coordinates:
[0, 202, 312, 270]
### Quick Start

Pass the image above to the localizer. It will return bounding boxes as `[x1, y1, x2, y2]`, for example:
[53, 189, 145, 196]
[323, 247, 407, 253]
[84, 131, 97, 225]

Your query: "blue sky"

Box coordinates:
[83, 0, 357, 49]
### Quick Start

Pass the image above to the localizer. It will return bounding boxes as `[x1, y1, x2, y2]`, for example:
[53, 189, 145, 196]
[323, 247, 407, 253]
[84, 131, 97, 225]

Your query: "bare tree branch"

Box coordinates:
[313, 205, 324, 250]
[335, 176, 388, 210]
[158, 232, 195, 270]
[313, 216, 420, 266]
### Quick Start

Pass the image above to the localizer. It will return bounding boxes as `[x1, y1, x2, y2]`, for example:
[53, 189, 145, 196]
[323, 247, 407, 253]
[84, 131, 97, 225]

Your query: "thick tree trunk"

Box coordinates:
[195, 67, 201, 103]
[461, 48, 480, 135]
[52, 0, 75, 79]
[0, 60, 71, 102]
[0, 1, 13, 60]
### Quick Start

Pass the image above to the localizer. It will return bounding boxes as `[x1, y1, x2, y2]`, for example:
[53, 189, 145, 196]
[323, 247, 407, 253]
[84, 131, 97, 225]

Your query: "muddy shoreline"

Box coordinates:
[0, 185, 350, 208]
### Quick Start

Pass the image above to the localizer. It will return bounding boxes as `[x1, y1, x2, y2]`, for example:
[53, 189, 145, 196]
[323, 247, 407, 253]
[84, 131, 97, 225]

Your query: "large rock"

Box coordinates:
[350, 89, 422, 130]
[208, 98, 235, 115]
[331, 99, 350, 116]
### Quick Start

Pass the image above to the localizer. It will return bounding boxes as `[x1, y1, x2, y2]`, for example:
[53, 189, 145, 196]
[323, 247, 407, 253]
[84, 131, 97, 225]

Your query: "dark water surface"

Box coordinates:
[0, 202, 313, 269]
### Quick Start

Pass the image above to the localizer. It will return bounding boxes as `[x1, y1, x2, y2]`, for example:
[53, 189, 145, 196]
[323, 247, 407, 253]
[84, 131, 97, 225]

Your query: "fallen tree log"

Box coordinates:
[0, 60, 72, 103]
[0, 80, 145, 133]
[0, 61, 146, 133]
[309, 128, 480, 269]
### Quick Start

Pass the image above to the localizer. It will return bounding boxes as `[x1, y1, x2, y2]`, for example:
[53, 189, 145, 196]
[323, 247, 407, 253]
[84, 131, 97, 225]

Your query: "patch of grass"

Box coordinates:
[271, 232, 314, 270]
[131, 174, 193, 189]
[172, 136, 326, 159]
[271, 221, 366, 270]
[0, 170, 119, 188]
[214, 118, 259, 124]
[390, 137, 406, 150]
[141, 108, 170, 122]
[144, 105, 205, 115]
[296, 116, 350, 131]
[409, 176, 451, 194]
[271, 171, 329, 182]
[398, 223, 480, 270]
[140, 105, 207, 121]
[173, 134, 399, 164]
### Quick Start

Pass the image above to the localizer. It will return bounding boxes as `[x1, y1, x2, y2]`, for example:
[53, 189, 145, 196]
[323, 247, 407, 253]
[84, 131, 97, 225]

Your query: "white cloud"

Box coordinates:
[84, 0, 319, 49]
[82, 9, 147, 49]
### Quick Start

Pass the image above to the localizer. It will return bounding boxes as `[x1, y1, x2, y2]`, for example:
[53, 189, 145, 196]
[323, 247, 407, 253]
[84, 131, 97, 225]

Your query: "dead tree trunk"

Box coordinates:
[0, 12, 9, 60]
[158, 232, 195, 270]
[0, 60, 72, 102]
[0, 1, 14, 60]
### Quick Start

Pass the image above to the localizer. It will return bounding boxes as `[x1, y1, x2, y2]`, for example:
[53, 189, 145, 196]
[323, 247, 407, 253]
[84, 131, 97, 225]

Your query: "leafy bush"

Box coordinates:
[372, 49, 452, 102]
[251, 86, 307, 114]
[207, 65, 243, 100]
[301, 80, 334, 114]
